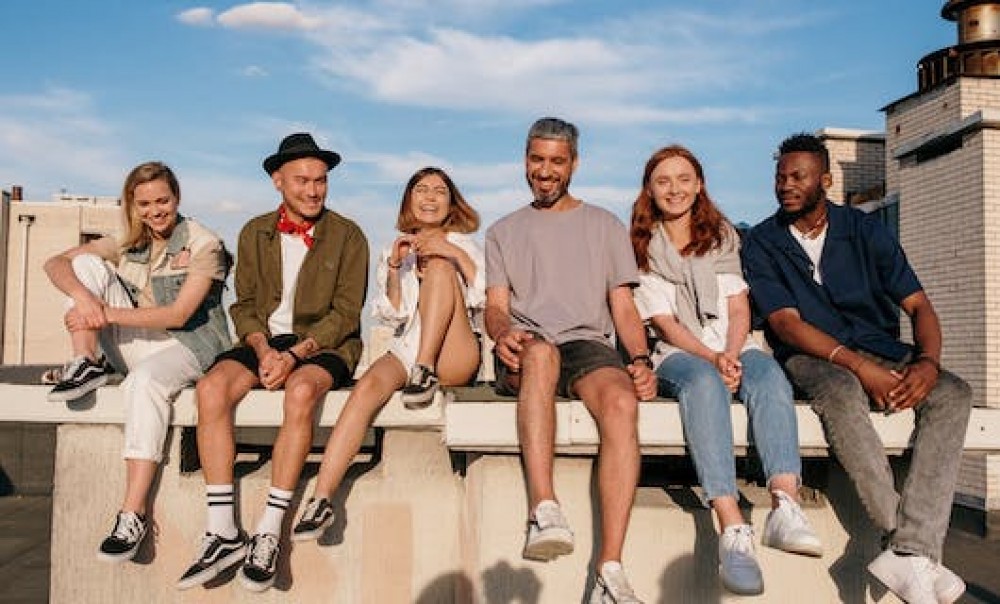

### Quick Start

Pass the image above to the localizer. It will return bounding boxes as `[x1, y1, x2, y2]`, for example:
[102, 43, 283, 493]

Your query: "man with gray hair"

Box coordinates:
[485, 117, 656, 603]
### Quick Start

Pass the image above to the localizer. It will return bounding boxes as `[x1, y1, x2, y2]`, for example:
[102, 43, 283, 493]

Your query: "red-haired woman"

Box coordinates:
[630, 145, 820, 596]
[291, 166, 483, 540]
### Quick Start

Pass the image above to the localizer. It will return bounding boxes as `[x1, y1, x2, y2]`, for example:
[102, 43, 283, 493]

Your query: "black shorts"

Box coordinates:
[212, 334, 352, 388]
[494, 338, 625, 398]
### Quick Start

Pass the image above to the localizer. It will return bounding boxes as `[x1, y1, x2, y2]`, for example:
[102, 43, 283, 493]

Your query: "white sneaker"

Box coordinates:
[589, 561, 644, 603]
[522, 500, 574, 561]
[934, 563, 966, 604]
[719, 524, 763, 595]
[867, 549, 938, 604]
[761, 490, 823, 557]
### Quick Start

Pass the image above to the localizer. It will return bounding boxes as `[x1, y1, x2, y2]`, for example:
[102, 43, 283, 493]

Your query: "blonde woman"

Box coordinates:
[44, 161, 230, 562]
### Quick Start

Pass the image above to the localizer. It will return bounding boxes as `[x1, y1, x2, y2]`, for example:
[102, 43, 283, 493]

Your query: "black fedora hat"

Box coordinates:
[263, 132, 341, 175]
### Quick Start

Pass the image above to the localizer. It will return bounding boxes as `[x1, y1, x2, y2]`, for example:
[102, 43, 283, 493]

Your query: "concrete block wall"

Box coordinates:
[820, 132, 885, 205]
[899, 130, 987, 406]
[50, 423, 903, 603]
[885, 84, 961, 194]
[1, 201, 121, 365]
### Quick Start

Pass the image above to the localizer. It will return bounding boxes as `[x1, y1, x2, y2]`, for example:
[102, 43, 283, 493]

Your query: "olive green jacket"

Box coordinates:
[229, 207, 369, 371]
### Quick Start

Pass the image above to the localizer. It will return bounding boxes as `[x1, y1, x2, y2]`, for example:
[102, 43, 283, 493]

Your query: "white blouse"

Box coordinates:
[372, 231, 486, 369]
[633, 272, 759, 367]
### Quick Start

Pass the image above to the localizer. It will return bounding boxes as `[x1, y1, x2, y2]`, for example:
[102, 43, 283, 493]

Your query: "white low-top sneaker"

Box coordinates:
[719, 524, 764, 596]
[761, 490, 823, 557]
[589, 561, 644, 603]
[935, 563, 966, 604]
[867, 549, 938, 604]
[523, 499, 574, 561]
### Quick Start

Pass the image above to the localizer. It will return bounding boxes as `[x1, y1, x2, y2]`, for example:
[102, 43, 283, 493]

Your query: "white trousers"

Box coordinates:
[70, 254, 202, 462]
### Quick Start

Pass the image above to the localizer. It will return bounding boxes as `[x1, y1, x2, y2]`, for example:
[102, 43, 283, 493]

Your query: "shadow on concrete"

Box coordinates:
[481, 560, 542, 603]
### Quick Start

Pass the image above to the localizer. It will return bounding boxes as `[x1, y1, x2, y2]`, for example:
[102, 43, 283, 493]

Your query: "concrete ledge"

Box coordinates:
[4, 384, 1000, 455]
[0, 384, 445, 428]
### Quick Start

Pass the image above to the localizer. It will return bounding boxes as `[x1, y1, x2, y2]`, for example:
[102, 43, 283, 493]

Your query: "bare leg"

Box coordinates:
[769, 473, 800, 509]
[712, 496, 744, 529]
[428, 272, 480, 386]
[517, 340, 561, 509]
[121, 458, 157, 515]
[574, 367, 640, 565]
[196, 360, 256, 485]
[270, 364, 333, 490]
[312, 355, 407, 499]
[413, 258, 472, 371]
[69, 326, 100, 360]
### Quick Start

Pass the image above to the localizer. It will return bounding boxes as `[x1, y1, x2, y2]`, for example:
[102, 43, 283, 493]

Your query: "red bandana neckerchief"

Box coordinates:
[276, 206, 316, 249]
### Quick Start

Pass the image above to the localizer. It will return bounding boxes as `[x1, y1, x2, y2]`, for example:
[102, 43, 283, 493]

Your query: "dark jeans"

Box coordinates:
[784, 352, 972, 560]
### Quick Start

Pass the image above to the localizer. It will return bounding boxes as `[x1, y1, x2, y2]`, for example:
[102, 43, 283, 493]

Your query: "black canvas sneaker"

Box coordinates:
[96, 511, 147, 562]
[401, 364, 440, 409]
[47, 355, 113, 402]
[239, 533, 280, 592]
[176, 532, 247, 590]
[292, 497, 335, 541]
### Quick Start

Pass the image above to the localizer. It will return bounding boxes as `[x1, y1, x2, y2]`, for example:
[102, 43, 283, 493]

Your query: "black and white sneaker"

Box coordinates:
[47, 356, 112, 402]
[176, 532, 247, 590]
[401, 364, 439, 409]
[239, 533, 280, 592]
[292, 497, 335, 542]
[96, 511, 147, 562]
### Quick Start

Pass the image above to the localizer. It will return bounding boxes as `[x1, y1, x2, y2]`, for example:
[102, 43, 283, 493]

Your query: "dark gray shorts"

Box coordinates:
[494, 338, 625, 398]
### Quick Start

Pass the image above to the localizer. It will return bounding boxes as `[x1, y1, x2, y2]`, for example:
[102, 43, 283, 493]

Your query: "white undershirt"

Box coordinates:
[268, 232, 311, 335]
[789, 225, 828, 285]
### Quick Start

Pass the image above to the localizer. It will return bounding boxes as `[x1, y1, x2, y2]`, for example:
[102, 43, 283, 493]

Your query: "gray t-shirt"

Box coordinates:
[485, 202, 639, 345]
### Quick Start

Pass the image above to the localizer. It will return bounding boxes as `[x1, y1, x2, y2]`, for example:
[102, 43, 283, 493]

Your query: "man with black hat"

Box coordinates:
[177, 133, 369, 593]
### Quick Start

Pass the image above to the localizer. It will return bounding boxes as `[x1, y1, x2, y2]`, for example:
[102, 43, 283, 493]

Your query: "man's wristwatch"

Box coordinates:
[631, 354, 654, 370]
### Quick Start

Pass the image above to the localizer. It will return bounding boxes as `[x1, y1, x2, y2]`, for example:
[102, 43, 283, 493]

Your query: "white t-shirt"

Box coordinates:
[268, 231, 311, 335]
[789, 225, 827, 285]
[633, 272, 759, 366]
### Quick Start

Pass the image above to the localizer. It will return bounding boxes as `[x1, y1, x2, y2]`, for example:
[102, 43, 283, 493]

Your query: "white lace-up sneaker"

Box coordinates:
[761, 490, 823, 557]
[589, 561, 644, 603]
[522, 500, 574, 561]
[719, 524, 764, 595]
[867, 549, 938, 604]
[935, 563, 966, 604]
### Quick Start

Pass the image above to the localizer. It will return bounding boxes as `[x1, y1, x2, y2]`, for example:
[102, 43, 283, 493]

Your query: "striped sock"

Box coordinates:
[206, 484, 237, 539]
[255, 487, 293, 536]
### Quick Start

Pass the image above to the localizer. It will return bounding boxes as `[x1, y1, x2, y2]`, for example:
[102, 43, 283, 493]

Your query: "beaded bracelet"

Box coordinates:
[828, 344, 845, 363]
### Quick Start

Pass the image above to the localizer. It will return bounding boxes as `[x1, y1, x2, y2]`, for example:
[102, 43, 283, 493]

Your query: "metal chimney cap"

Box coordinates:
[943, 0, 999, 20]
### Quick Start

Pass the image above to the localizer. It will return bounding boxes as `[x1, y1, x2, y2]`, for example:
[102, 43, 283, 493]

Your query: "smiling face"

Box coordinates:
[273, 156, 329, 223]
[132, 178, 179, 239]
[775, 151, 830, 217]
[406, 173, 451, 229]
[648, 155, 702, 221]
[525, 137, 577, 207]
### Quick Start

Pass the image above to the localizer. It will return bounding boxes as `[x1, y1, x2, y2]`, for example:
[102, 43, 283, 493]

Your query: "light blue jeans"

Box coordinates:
[657, 348, 801, 502]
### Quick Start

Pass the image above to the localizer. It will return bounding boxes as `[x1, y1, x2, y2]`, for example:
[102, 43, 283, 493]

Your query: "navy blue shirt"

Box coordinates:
[742, 201, 923, 362]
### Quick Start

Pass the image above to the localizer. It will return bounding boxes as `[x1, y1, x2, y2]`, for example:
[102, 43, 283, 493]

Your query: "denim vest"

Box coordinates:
[118, 217, 232, 370]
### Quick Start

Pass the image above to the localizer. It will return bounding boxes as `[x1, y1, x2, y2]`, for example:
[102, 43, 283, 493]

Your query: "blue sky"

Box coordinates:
[1, 0, 953, 257]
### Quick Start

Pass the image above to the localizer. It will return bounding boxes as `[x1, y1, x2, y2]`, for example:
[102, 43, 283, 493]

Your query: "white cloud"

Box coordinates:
[217, 2, 324, 31]
[304, 8, 794, 125]
[179, 3, 813, 126]
[241, 65, 269, 77]
[176, 7, 215, 26]
[0, 88, 126, 198]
